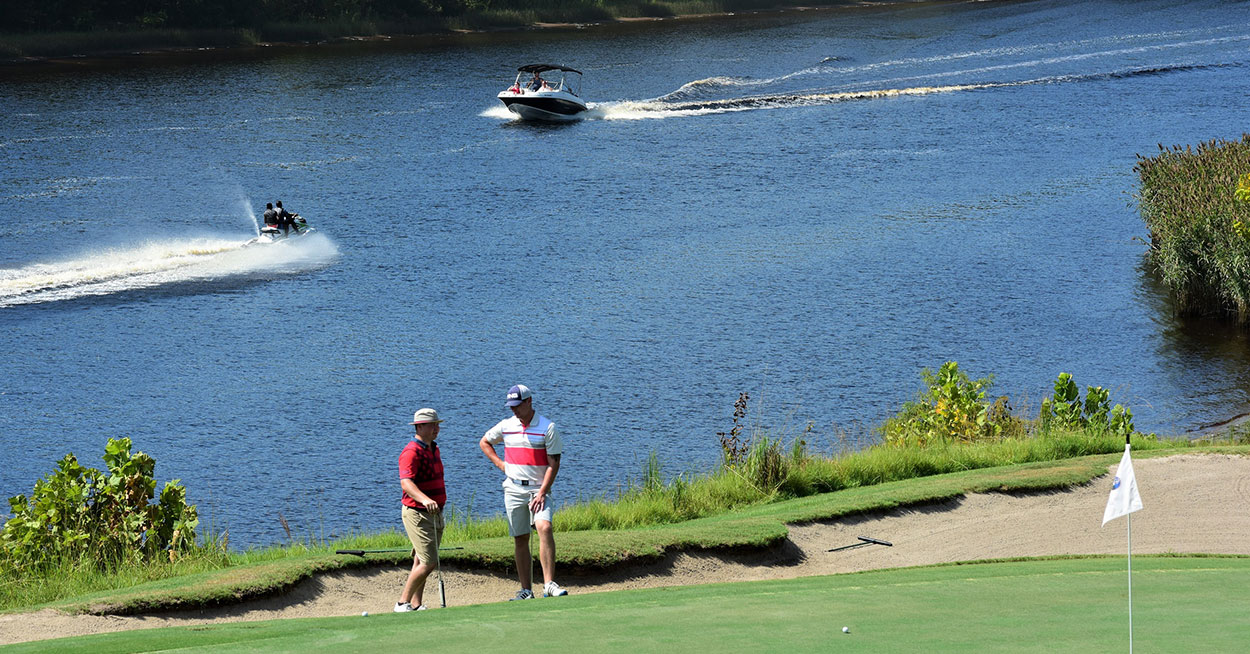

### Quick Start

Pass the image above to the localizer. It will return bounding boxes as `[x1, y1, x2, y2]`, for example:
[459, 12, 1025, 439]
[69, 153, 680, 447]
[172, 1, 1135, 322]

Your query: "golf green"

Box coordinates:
[6, 557, 1248, 653]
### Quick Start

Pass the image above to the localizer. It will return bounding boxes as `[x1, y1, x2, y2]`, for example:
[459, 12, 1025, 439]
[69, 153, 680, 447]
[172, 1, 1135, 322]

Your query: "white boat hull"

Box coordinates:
[498, 89, 588, 122]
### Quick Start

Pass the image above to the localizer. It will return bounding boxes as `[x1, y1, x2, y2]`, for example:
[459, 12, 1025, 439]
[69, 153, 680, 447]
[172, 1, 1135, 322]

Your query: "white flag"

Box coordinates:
[1102, 444, 1143, 526]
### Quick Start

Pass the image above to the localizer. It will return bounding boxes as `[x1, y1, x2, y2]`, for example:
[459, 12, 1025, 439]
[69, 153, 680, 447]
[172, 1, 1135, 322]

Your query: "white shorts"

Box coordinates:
[503, 479, 554, 537]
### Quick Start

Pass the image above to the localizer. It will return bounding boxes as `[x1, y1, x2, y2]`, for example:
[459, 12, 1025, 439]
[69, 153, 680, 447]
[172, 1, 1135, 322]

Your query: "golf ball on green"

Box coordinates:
[362, 611, 369, 617]
[842, 627, 849, 633]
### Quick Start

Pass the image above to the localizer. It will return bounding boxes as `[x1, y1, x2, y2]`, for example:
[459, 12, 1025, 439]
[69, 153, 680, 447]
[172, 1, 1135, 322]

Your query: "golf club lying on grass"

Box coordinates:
[827, 536, 893, 553]
[334, 546, 464, 557]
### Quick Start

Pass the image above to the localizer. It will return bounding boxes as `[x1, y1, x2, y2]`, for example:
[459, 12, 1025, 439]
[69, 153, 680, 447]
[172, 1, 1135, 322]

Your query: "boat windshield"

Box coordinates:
[510, 66, 581, 96]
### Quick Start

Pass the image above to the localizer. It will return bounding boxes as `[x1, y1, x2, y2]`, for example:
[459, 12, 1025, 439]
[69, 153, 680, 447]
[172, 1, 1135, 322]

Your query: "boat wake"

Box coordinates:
[592, 61, 1238, 120]
[0, 233, 339, 307]
[481, 22, 1247, 124]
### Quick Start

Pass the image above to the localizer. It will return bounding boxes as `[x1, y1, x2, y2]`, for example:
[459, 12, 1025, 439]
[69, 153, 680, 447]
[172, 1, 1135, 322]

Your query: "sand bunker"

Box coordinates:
[2, 454, 1245, 646]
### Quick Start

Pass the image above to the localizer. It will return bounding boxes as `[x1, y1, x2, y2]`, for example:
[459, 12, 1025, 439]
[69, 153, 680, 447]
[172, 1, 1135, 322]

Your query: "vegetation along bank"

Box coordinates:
[1, 0, 878, 60]
[1137, 134, 1250, 323]
[3, 362, 1247, 614]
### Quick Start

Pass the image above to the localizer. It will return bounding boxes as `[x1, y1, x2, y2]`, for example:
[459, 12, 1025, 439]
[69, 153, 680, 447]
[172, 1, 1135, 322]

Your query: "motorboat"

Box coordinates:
[498, 64, 588, 122]
[247, 216, 316, 246]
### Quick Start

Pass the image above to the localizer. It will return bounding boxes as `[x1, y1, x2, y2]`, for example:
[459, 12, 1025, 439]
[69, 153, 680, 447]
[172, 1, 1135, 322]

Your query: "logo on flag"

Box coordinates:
[1102, 445, 1143, 526]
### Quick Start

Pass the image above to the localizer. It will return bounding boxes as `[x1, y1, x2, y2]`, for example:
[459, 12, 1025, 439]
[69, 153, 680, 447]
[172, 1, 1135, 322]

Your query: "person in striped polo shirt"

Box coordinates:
[396, 407, 446, 612]
[479, 384, 569, 600]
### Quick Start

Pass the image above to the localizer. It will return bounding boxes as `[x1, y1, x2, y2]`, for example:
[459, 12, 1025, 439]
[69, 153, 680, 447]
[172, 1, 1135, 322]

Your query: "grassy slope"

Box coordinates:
[6, 556, 1250, 653]
[39, 445, 1249, 616]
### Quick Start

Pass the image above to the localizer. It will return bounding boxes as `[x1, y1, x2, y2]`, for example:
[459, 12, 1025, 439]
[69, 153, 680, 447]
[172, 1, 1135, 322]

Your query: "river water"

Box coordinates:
[3, 0, 1250, 546]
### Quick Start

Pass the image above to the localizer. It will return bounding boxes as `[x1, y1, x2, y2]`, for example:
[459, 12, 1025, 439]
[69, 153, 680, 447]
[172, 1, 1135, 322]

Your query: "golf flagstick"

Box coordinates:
[1127, 509, 1133, 654]
[1102, 434, 1143, 654]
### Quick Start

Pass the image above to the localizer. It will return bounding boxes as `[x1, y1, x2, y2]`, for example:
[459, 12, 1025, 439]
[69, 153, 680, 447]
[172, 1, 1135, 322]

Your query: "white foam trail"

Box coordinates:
[481, 105, 519, 120]
[830, 25, 1248, 76]
[597, 83, 995, 120]
[599, 62, 1223, 120]
[655, 76, 758, 101]
[6, 176, 135, 200]
[853, 33, 1250, 88]
[697, 24, 1250, 89]
[0, 234, 338, 307]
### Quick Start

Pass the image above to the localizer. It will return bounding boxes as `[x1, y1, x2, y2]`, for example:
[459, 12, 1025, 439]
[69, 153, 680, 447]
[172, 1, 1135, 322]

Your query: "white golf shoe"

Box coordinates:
[543, 581, 568, 597]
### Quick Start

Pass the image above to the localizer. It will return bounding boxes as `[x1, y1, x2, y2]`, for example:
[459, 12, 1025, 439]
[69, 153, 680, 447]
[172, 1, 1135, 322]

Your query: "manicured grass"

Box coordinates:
[25, 446, 1248, 616]
[6, 556, 1249, 653]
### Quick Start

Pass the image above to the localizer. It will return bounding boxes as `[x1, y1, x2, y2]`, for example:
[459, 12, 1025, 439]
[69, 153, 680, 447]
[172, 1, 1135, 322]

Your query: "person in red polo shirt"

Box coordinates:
[396, 407, 446, 612]
[479, 384, 568, 600]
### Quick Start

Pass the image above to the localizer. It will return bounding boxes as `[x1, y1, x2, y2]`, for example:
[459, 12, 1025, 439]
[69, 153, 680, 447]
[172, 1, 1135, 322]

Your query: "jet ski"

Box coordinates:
[498, 64, 588, 122]
[247, 216, 315, 245]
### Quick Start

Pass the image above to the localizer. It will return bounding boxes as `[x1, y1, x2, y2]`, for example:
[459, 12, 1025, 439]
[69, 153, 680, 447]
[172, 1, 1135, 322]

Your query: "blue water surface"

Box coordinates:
[3, 0, 1250, 545]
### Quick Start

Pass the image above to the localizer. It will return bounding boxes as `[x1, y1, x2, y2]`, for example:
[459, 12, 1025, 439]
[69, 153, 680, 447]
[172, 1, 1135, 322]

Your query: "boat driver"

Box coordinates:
[262, 202, 278, 229]
[529, 72, 547, 92]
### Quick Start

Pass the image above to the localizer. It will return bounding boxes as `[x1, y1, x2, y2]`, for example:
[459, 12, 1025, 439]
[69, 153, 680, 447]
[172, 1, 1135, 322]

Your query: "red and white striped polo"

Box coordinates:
[483, 414, 562, 483]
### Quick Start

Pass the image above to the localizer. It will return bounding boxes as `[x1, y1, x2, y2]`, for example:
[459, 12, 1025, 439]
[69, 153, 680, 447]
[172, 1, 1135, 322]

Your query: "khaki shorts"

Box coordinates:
[504, 480, 554, 537]
[401, 506, 444, 565]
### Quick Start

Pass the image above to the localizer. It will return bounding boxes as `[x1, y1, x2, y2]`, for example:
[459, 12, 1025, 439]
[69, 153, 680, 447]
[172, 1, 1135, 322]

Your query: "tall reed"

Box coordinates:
[1137, 134, 1250, 322]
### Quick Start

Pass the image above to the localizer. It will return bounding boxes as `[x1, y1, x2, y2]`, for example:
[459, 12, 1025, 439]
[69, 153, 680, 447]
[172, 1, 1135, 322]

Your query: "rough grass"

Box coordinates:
[11, 444, 1247, 616]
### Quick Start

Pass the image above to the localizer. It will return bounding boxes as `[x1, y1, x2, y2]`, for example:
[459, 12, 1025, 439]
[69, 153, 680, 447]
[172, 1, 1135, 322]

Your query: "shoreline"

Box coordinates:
[0, 2, 888, 68]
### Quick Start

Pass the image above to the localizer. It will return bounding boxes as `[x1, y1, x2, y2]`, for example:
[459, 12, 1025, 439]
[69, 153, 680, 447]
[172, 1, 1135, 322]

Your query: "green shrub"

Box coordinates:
[1, 438, 198, 576]
[637, 2, 676, 17]
[879, 361, 1008, 446]
[1237, 172, 1250, 204]
[1038, 373, 1134, 438]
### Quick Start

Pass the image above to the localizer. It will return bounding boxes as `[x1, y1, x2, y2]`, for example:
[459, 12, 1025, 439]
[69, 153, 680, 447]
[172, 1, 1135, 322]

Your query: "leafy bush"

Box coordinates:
[1, 438, 198, 576]
[879, 361, 1009, 446]
[1237, 172, 1250, 204]
[1038, 373, 1134, 438]
[637, 2, 675, 17]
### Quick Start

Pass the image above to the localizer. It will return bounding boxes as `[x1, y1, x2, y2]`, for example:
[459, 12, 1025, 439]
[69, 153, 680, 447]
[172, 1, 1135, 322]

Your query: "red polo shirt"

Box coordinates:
[399, 438, 445, 509]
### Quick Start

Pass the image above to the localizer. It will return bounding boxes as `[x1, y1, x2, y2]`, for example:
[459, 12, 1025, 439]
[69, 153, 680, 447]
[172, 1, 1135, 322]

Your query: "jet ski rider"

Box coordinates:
[262, 202, 278, 230]
[274, 200, 300, 235]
